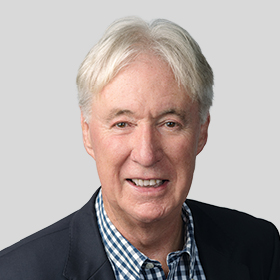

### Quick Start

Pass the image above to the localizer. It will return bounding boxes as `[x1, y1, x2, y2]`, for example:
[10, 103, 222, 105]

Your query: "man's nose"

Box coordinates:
[130, 125, 163, 167]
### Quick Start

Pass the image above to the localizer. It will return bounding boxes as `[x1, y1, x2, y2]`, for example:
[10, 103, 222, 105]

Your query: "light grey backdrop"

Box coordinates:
[0, 1, 279, 250]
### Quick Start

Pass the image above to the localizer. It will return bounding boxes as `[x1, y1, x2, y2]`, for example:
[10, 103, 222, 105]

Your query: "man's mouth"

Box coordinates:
[128, 179, 166, 188]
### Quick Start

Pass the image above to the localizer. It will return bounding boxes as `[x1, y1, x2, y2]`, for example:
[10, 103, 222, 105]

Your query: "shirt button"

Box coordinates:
[145, 262, 154, 269]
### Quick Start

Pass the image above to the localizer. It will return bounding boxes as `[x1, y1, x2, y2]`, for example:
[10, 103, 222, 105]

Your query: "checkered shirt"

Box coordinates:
[95, 190, 206, 280]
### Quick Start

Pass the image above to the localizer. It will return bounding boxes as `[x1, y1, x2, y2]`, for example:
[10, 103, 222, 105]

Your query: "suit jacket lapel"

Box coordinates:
[195, 238, 250, 280]
[63, 191, 116, 280]
[63, 194, 253, 280]
[187, 199, 250, 280]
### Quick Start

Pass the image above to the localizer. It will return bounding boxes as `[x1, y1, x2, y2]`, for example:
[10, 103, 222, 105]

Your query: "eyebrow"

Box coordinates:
[158, 108, 188, 123]
[106, 108, 187, 123]
[106, 109, 134, 121]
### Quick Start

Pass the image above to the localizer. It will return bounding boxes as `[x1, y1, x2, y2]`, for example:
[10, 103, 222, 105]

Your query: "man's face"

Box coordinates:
[81, 54, 209, 226]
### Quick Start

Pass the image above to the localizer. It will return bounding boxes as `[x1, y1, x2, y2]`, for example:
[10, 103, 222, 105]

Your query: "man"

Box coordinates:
[0, 17, 279, 280]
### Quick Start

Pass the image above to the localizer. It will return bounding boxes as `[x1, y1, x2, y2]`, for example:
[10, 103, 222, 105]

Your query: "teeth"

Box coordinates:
[150, 179, 156, 185]
[131, 179, 164, 187]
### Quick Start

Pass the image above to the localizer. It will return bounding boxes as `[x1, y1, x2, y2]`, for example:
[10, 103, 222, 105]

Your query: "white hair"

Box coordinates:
[77, 17, 214, 123]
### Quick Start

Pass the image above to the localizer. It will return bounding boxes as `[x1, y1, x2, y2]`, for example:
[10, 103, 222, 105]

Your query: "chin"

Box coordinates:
[128, 204, 172, 224]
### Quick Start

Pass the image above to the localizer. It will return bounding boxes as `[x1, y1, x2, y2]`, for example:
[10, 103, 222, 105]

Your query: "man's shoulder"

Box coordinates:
[0, 212, 76, 278]
[186, 199, 279, 249]
[0, 212, 74, 256]
[187, 199, 278, 232]
[186, 200, 280, 278]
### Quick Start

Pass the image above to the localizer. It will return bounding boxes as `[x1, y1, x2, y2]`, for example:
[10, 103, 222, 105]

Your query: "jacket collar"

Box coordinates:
[187, 199, 250, 280]
[63, 190, 250, 280]
[63, 189, 116, 280]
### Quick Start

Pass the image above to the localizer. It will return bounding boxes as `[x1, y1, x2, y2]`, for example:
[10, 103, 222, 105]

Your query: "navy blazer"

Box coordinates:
[0, 189, 279, 279]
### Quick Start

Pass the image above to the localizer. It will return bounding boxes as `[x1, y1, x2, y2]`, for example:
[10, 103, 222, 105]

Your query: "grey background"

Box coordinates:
[0, 1, 279, 250]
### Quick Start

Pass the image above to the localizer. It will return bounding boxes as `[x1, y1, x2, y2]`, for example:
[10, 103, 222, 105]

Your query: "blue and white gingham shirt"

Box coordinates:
[95, 190, 206, 280]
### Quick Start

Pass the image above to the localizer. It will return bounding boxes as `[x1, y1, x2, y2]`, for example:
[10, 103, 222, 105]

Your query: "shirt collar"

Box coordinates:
[95, 189, 197, 279]
[95, 190, 146, 278]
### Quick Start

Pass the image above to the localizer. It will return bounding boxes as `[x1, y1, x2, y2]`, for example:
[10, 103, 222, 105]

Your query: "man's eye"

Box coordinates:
[165, 121, 177, 128]
[116, 122, 127, 128]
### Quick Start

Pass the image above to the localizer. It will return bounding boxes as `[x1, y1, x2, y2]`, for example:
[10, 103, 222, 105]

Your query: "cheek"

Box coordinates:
[93, 135, 131, 175]
[166, 136, 198, 184]
[167, 135, 198, 162]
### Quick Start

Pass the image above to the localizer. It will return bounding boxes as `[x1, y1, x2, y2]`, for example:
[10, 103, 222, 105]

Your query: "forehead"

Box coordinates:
[97, 55, 180, 97]
[92, 54, 198, 118]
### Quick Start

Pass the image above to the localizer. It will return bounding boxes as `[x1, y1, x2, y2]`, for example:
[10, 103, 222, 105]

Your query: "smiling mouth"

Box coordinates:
[128, 179, 167, 188]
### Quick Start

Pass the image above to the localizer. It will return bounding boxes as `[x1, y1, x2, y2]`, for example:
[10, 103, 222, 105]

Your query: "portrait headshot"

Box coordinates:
[0, 1, 279, 279]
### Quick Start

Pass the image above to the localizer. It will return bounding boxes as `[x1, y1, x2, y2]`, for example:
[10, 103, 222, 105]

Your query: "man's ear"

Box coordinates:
[196, 113, 210, 155]
[80, 112, 95, 160]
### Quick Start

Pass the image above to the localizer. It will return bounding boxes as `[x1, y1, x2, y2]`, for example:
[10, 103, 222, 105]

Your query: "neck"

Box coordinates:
[104, 203, 184, 275]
